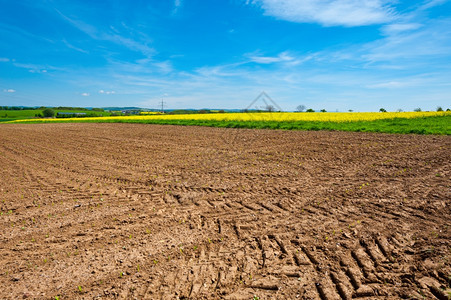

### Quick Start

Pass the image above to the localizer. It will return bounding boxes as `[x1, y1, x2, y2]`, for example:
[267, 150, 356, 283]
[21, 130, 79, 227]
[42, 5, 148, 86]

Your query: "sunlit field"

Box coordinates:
[6, 111, 450, 135]
[6, 111, 448, 122]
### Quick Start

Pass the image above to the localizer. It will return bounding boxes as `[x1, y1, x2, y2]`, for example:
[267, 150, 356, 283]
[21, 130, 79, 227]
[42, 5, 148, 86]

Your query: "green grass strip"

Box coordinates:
[4, 115, 450, 135]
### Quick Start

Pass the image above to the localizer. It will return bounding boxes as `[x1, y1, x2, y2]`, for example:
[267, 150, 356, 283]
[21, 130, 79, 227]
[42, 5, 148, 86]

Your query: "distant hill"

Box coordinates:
[101, 107, 143, 111]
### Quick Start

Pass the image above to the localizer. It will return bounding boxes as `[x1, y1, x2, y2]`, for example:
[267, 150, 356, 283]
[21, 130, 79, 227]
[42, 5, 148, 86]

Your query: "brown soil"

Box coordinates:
[0, 123, 450, 300]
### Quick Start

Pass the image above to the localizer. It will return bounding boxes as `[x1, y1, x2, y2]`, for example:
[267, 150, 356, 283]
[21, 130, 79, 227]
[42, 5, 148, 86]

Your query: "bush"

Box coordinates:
[42, 108, 55, 118]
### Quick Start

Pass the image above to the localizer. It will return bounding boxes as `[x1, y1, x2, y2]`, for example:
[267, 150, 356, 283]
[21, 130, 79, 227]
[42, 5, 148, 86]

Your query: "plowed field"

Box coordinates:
[0, 123, 449, 299]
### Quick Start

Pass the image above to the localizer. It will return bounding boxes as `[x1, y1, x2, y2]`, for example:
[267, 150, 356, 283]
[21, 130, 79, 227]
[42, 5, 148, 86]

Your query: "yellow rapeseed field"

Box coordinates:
[7, 111, 449, 123]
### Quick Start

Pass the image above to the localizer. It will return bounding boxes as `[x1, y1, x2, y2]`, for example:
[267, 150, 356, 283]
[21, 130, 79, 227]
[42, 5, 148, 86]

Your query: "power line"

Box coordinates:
[159, 98, 166, 113]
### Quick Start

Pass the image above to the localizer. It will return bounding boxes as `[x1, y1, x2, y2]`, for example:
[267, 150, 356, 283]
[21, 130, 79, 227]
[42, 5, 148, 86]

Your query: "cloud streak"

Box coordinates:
[248, 51, 295, 64]
[99, 90, 115, 95]
[249, 0, 396, 27]
[54, 8, 155, 57]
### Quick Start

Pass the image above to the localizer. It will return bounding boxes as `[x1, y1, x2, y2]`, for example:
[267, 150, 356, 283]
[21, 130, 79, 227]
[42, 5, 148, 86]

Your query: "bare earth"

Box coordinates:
[0, 123, 450, 300]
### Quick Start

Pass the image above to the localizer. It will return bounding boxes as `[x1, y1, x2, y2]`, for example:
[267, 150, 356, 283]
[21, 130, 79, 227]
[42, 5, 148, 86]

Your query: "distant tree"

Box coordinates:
[348, 109, 353, 112]
[436, 106, 443, 112]
[320, 109, 326, 112]
[379, 108, 387, 112]
[296, 105, 306, 112]
[266, 105, 275, 112]
[396, 108, 403, 112]
[414, 107, 422, 112]
[306, 108, 315, 112]
[218, 109, 225, 113]
[42, 108, 55, 118]
[447, 108, 450, 111]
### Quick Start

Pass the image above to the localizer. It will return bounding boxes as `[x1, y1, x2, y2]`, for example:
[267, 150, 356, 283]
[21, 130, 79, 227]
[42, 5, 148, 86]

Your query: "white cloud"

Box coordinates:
[366, 81, 410, 89]
[0, 58, 10, 62]
[247, 51, 316, 66]
[250, 0, 395, 27]
[99, 90, 116, 95]
[381, 23, 422, 35]
[363, 18, 451, 63]
[12, 62, 57, 73]
[3, 89, 16, 93]
[62, 39, 89, 54]
[55, 9, 155, 57]
[420, 0, 448, 10]
[81, 92, 90, 96]
[248, 51, 295, 64]
[173, 0, 183, 14]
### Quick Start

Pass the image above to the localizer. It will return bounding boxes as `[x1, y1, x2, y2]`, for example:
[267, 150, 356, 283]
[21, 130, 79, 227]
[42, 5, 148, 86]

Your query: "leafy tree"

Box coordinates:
[436, 106, 443, 112]
[379, 108, 387, 112]
[42, 108, 55, 118]
[414, 107, 422, 112]
[306, 108, 315, 112]
[266, 105, 275, 112]
[296, 105, 306, 112]
[320, 109, 326, 112]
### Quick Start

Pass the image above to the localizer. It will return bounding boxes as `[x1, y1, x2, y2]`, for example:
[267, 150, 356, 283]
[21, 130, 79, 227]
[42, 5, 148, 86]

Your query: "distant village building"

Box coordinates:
[121, 110, 141, 115]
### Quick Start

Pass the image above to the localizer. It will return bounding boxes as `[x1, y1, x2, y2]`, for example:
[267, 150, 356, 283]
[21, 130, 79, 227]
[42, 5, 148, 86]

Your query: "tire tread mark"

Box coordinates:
[330, 272, 349, 300]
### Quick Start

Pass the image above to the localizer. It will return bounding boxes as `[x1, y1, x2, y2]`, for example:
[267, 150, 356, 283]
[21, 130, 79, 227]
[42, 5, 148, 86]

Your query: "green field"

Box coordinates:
[0, 109, 111, 122]
[5, 114, 450, 135]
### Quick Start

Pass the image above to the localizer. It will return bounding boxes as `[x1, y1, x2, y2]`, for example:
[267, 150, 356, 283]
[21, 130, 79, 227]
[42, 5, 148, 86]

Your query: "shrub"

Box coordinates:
[42, 108, 55, 118]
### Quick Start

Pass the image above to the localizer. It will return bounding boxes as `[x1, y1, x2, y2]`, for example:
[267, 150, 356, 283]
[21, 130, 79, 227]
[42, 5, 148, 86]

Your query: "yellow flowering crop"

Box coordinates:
[7, 111, 449, 123]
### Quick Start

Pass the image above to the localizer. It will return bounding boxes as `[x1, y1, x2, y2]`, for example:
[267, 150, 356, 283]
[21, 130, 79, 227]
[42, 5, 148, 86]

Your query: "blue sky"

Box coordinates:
[1, 0, 450, 111]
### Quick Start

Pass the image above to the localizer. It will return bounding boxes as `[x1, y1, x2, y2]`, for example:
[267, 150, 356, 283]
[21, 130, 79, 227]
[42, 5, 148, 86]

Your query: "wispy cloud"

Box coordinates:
[247, 51, 316, 66]
[420, 0, 449, 10]
[248, 51, 295, 64]
[81, 92, 90, 97]
[3, 89, 16, 93]
[62, 39, 89, 54]
[367, 81, 412, 89]
[173, 0, 183, 14]
[249, 0, 396, 27]
[11, 62, 57, 73]
[54, 8, 155, 57]
[363, 18, 451, 63]
[0, 57, 10, 62]
[99, 90, 115, 95]
[381, 23, 422, 35]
